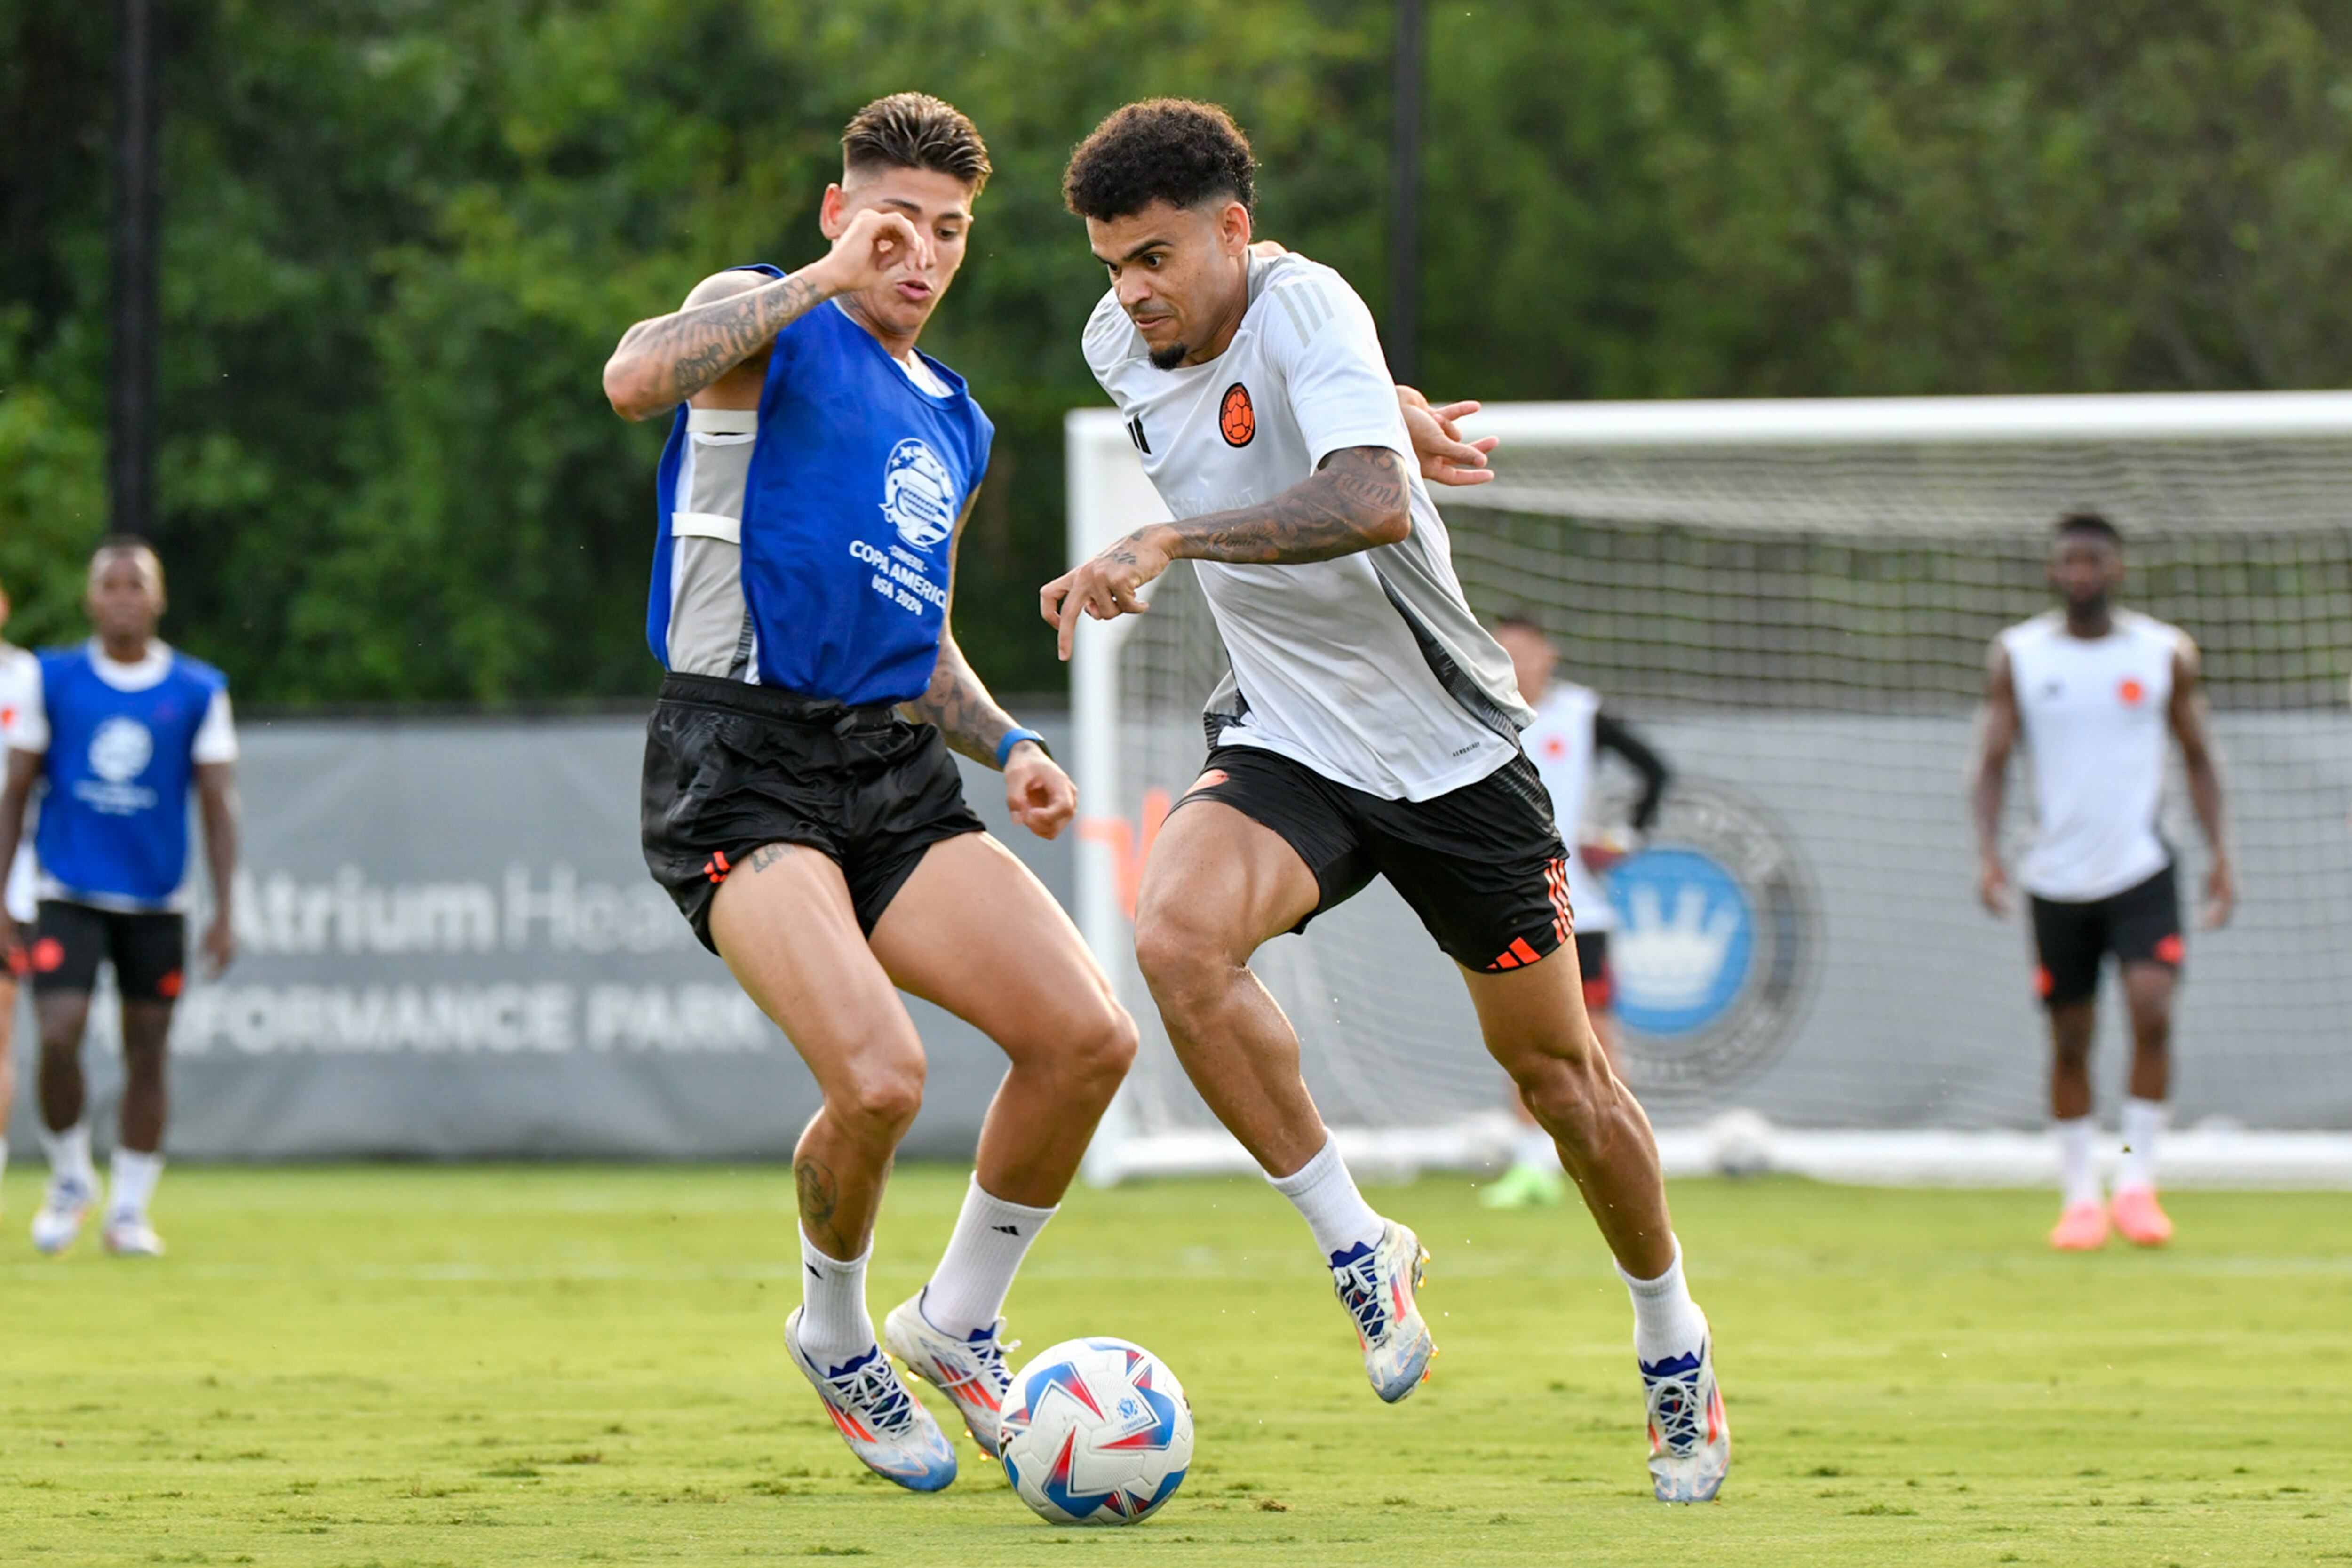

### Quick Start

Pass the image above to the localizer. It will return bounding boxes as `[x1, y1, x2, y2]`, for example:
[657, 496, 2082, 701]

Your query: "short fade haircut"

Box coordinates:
[842, 92, 991, 195]
[89, 535, 166, 594]
[2054, 511, 2122, 548]
[1492, 611, 1547, 636]
[1063, 98, 1256, 221]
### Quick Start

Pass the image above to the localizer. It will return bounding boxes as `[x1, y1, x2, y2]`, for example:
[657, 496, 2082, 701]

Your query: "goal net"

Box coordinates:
[1066, 394, 2352, 1186]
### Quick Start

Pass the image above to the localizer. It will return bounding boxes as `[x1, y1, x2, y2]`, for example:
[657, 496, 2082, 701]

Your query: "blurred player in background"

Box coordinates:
[604, 95, 1140, 1493]
[0, 540, 241, 1258]
[1049, 99, 1729, 1503]
[0, 574, 38, 1206]
[1972, 513, 2233, 1251]
[1484, 614, 1671, 1208]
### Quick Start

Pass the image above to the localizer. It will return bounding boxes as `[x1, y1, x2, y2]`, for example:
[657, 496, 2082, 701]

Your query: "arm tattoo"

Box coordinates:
[902, 635, 1019, 768]
[1156, 446, 1408, 565]
[614, 271, 826, 409]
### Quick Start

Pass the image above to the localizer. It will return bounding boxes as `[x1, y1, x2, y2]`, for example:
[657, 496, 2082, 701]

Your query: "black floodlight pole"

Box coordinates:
[111, 0, 161, 541]
[1388, 0, 1424, 386]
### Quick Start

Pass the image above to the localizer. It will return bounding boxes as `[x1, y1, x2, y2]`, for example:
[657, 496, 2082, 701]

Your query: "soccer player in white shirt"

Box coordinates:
[0, 573, 39, 1207]
[1972, 513, 2233, 1250]
[1044, 99, 1728, 1503]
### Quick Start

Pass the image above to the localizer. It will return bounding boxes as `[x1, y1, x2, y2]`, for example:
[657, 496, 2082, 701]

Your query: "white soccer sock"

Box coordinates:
[1619, 1237, 1710, 1368]
[2117, 1098, 2167, 1193]
[2054, 1115, 2102, 1209]
[922, 1176, 1057, 1339]
[39, 1123, 96, 1189]
[108, 1148, 164, 1220]
[0, 1135, 9, 1186]
[797, 1227, 876, 1374]
[1511, 1123, 1561, 1172]
[1267, 1136, 1384, 1261]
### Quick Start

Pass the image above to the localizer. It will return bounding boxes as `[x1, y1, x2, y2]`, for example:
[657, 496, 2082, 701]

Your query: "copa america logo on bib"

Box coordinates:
[89, 716, 156, 783]
[879, 438, 956, 550]
[1606, 779, 1818, 1101]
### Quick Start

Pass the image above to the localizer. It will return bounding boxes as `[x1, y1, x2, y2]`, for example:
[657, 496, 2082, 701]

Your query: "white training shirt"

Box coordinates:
[1519, 682, 1617, 933]
[2001, 609, 2186, 902]
[0, 644, 38, 923]
[1083, 252, 1532, 801]
[10, 640, 239, 909]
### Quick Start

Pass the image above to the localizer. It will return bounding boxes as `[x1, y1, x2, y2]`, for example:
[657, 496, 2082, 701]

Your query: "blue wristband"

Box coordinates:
[996, 728, 1048, 769]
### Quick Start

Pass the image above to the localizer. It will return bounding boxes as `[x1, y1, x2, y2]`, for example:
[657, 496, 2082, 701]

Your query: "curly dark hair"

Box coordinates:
[842, 92, 991, 195]
[1063, 99, 1256, 221]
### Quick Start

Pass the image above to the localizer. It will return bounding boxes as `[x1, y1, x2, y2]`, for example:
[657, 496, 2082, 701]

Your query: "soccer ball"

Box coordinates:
[998, 1337, 1193, 1526]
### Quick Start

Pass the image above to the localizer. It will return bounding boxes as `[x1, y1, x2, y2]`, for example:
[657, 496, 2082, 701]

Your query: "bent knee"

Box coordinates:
[832, 1054, 926, 1134]
[1080, 1003, 1140, 1081]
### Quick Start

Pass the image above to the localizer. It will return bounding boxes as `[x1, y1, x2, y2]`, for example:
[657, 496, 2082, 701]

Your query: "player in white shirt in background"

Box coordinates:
[1972, 513, 2233, 1251]
[1047, 99, 1728, 1503]
[1485, 615, 1671, 1209]
[0, 573, 39, 1208]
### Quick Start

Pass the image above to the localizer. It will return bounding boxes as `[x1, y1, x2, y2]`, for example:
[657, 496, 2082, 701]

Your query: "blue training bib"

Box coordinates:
[646, 287, 993, 707]
[34, 645, 225, 906]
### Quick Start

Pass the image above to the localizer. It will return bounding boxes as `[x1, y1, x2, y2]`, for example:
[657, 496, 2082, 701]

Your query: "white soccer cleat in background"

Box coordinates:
[1329, 1220, 1435, 1403]
[103, 1213, 166, 1258]
[30, 1174, 96, 1256]
[1641, 1324, 1731, 1503]
[786, 1308, 958, 1493]
[883, 1292, 1017, 1459]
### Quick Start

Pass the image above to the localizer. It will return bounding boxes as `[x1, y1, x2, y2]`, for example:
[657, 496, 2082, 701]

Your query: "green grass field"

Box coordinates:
[1, 1165, 2346, 1567]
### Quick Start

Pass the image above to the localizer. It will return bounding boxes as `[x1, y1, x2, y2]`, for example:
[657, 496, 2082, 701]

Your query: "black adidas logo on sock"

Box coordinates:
[993, 1224, 1021, 1236]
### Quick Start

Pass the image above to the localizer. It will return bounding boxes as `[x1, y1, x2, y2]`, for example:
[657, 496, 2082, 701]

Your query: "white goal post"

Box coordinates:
[1067, 393, 2352, 1188]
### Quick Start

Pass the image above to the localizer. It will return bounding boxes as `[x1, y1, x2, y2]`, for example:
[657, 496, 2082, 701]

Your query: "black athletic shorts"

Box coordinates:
[640, 672, 985, 954]
[1173, 744, 1573, 974]
[2028, 862, 2183, 1010]
[28, 900, 189, 1002]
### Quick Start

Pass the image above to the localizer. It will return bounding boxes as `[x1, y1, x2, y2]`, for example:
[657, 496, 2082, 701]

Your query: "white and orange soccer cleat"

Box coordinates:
[883, 1292, 1017, 1459]
[786, 1308, 957, 1493]
[2109, 1186, 2174, 1247]
[102, 1212, 166, 1258]
[1328, 1220, 1435, 1403]
[2049, 1200, 2110, 1251]
[1642, 1328, 1731, 1503]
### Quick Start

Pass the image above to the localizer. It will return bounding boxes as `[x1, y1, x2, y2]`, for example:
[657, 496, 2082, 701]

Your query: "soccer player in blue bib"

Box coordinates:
[601, 95, 1143, 1492]
[0, 540, 242, 1258]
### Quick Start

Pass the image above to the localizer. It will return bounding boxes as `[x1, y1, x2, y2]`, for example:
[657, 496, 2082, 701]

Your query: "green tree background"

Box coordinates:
[3, 0, 2350, 702]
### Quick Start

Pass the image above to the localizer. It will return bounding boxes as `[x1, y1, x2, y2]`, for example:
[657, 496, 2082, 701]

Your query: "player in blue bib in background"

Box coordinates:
[0, 540, 243, 1258]
[602, 95, 1140, 1492]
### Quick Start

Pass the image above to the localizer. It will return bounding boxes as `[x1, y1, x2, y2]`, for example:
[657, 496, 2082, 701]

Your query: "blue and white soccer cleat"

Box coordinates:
[1328, 1220, 1435, 1402]
[30, 1173, 96, 1256]
[1641, 1325, 1731, 1503]
[883, 1291, 1018, 1458]
[786, 1308, 958, 1492]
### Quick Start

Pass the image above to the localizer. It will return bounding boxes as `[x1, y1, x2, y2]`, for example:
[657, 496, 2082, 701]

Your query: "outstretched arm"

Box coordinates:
[1594, 712, 1671, 831]
[902, 491, 1078, 839]
[1039, 445, 1410, 660]
[601, 207, 932, 421]
[1970, 640, 2021, 916]
[2168, 639, 2233, 927]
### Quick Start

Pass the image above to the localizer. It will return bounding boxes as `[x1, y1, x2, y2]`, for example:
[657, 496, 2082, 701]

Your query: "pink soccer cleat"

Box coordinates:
[2109, 1186, 2173, 1247]
[2049, 1200, 2109, 1251]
